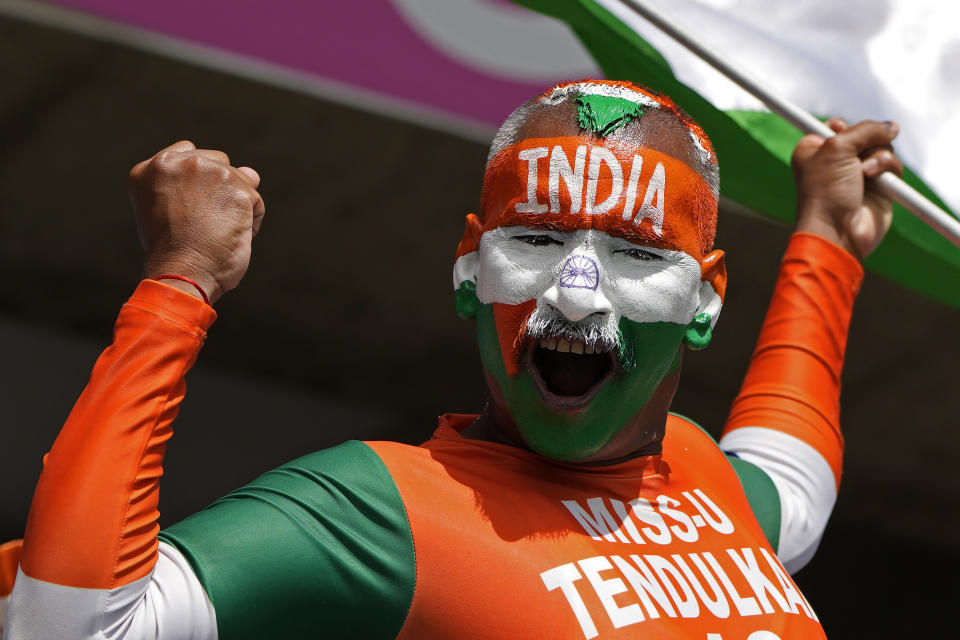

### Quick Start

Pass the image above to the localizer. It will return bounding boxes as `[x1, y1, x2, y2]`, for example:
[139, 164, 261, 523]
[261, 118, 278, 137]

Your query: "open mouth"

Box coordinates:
[527, 338, 616, 409]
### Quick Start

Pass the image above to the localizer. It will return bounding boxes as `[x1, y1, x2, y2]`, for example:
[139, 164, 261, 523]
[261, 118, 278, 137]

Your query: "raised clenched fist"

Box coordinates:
[128, 140, 266, 304]
[792, 118, 903, 260]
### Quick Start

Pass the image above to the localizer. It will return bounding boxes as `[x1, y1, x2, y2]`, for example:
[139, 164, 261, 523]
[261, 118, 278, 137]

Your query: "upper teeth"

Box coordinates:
[540, 339, 596, 354]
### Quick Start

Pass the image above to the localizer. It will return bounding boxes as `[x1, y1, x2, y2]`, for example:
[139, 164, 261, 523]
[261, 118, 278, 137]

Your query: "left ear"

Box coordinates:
[684, 250, 726, 350]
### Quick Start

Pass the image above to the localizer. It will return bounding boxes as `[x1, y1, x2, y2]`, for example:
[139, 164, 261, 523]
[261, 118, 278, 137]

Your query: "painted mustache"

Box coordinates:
[523, 305, 636, 375]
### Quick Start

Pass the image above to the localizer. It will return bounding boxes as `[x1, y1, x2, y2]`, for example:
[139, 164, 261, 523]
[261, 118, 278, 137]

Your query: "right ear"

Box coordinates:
[453, 214, 484, 319]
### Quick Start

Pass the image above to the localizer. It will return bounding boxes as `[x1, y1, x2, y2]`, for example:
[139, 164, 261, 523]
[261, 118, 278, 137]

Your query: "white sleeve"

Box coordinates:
[0, 594, 8, 639]
[720, 426, 838, 574]
[4, 542, 217, 640]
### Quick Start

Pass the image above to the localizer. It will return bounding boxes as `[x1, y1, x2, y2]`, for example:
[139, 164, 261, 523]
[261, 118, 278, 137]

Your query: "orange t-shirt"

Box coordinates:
[369, 413, 825, 639]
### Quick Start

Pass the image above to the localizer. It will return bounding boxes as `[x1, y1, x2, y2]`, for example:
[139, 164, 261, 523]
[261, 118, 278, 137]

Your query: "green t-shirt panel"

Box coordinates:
[160, 440, 415, 640]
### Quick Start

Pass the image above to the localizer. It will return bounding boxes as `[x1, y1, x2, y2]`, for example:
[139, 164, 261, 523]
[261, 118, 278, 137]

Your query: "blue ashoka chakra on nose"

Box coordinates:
[559, 255, 599, 290]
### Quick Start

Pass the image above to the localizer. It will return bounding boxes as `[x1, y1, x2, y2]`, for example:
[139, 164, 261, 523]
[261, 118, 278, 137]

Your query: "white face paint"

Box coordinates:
[475, 226, 707, 326]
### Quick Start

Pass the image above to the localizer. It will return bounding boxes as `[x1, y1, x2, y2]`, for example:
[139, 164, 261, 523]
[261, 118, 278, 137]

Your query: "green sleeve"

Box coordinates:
[725, 455, 781, 551]
[159, 440, 415, 639]
[669, 412, 782, 551]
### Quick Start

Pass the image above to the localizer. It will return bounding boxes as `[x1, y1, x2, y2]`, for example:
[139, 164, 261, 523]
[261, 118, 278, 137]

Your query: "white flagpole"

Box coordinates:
[616, 0, 960, 249]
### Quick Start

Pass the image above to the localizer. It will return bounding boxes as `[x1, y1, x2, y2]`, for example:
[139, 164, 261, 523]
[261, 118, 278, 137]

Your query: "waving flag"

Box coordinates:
[515, 0, 960, 307]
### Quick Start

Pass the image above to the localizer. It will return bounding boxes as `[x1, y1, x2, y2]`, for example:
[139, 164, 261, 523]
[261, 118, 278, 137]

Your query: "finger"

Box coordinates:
[791, 133, 826, 167]
[859, 143, 894, 159]
[132, 141, 197, 179]
[236, 166, 261, 188]
[192, 149, 231, 166]
[827, 117, 848, 133]
[158, 140, 196, 154]
[862, 148, 904, 178]
[251, 191, 266, 237]
[829, 120, 899, 154]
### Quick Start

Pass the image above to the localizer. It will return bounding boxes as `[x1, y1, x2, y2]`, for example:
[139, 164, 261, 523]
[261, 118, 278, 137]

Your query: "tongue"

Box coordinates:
[534, 348, 611, 397]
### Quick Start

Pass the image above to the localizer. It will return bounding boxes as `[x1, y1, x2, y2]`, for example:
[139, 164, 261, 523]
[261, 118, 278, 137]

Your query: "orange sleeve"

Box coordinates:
[721, 232, 863, 488]
[0, 540, 21, 598]
[19, 280, 216, 589]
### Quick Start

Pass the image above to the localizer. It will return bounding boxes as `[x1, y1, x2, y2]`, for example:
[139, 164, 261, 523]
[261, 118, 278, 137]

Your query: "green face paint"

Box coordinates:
[683, 312, 713, 350]
[476, 303, 684, 461]
[455, 281, 481, 319]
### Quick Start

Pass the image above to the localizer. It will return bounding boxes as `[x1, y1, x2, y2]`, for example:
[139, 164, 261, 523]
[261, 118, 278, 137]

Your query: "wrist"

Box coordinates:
[785, 231, 865, 303]
[151, 275, 210, 304]
[794, 204, 861, 260]
[143, 257, 222, 304]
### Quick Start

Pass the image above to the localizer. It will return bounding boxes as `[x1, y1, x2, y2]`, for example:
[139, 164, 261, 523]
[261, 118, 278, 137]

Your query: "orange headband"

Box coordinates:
[456, 137, 717, 262]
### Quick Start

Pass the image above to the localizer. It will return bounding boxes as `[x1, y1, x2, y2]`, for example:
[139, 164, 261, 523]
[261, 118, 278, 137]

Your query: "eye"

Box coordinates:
[615, 247, 663, 262]
[513, 234, 564, 247]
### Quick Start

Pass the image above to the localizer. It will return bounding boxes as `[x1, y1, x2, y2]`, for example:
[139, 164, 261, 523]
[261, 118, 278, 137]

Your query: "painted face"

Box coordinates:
[473, 226, 712, 460]
[454, 83, 725, 461]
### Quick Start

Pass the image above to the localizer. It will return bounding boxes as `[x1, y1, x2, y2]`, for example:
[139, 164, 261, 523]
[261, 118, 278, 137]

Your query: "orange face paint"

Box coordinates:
[456, 137, 717, 263]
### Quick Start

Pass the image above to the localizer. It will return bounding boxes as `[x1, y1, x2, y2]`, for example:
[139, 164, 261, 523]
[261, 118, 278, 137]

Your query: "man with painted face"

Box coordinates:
[4, 79, 903, 639]
[454, 81, 727, 465]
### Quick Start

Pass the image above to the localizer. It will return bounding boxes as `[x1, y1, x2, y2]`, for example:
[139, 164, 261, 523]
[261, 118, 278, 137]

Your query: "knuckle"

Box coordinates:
[182, 154, 205, 172]
[228, 185, 255, 209]
[128, 161, 146, 183]
[151, 151, 181, 176]
[217, 166, 236, 184]
[154, 150, 177, 166]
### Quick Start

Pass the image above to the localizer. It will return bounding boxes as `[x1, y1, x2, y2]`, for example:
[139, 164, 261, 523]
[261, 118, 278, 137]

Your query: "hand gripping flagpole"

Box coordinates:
[615, 0, 960, 249]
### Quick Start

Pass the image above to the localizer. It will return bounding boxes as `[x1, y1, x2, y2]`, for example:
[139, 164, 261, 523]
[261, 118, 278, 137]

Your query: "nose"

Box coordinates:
[541, 254, 613, 322]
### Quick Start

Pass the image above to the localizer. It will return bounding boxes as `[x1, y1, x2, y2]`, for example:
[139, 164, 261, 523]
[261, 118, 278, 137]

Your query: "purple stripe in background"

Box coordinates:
[41, 0, 592, 129]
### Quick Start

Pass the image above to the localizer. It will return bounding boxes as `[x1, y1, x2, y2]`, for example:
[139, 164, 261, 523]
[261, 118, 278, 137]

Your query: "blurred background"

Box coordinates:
[0, 0, 957, 635]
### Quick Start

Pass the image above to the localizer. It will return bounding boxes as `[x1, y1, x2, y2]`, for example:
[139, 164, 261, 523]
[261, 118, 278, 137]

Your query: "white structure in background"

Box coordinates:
[391, 0, 598, 82]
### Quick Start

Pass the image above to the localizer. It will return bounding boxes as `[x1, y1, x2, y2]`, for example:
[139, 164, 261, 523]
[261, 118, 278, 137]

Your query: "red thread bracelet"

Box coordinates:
[153, 275, 210, 305]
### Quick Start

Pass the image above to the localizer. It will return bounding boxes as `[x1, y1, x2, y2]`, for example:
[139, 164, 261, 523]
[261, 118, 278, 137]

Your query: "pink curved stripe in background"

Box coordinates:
[43, 0, 594, 128]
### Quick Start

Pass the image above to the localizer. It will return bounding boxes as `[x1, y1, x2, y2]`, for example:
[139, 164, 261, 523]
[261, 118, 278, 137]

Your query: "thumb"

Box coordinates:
[791, 134, 826, 167]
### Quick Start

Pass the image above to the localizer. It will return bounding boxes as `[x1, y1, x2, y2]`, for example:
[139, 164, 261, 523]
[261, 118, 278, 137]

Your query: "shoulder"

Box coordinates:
[160, 440, 417, 638]
[666, 413, 782, 550]
[664, 411, 722, 453]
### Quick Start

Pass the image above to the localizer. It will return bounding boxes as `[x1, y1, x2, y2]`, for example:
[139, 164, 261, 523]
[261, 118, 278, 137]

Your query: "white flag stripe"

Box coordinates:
[594, 0, 960, 214]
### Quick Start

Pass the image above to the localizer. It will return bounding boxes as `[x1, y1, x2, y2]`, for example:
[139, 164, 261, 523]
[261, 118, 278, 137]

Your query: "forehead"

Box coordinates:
[512, 101, 704, 175]
[481, 137, 714, 261]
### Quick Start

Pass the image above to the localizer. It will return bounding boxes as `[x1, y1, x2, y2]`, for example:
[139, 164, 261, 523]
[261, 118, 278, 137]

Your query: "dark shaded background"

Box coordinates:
[1, 12, 957, 636]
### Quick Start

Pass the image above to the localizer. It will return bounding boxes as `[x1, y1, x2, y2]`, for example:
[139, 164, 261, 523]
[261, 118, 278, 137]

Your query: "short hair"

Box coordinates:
[487, 79, 719, 199]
